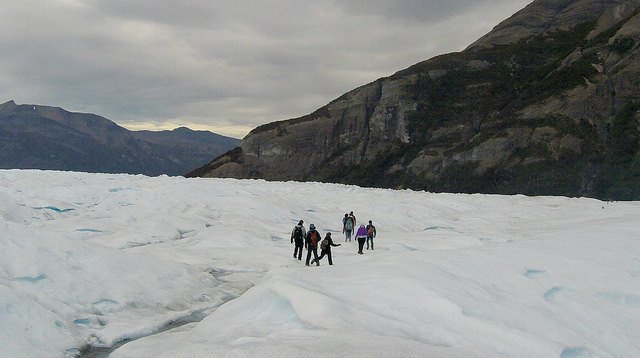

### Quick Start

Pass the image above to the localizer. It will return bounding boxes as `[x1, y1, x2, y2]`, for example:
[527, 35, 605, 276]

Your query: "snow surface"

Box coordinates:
[1, 169, 639, 357]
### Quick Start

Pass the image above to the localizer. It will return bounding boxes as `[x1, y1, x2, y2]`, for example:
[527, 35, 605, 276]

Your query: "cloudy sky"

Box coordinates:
[0, 0, 531, 138]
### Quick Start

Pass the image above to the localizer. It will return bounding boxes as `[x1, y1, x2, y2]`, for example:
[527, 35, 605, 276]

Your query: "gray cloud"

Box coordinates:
[0, 0, 531, 138]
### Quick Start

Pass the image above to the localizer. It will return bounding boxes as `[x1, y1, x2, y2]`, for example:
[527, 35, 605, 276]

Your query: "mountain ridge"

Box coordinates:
[0, 100, 239, 176]
[189, 0, 640, 200]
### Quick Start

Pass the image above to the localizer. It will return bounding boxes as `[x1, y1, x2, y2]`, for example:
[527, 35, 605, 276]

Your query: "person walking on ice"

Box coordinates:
[349, 211, 357, 228]
[366, 220, 376, 250]
[342, 213, 354, 242]
[311, 232, 341, 265]
[355, 224, 368, 254]
[305, 224, 321, 266]
[291, 220, 306, 261]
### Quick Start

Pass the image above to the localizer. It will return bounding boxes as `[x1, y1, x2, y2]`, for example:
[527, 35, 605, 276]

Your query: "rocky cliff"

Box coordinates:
[189, 0, 640, 200]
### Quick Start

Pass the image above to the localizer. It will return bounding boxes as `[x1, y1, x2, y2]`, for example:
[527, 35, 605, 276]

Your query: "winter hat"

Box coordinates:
[309, 224, 316, 230]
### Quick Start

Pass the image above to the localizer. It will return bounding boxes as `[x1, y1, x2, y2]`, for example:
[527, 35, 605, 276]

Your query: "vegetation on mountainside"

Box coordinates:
[316, 18, 640, 200]
[595, 102, 640, 199]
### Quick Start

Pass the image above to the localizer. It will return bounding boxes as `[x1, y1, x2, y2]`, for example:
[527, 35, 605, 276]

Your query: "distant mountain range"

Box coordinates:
[0, 100, 239, 176]
[190, 0, 640, 200]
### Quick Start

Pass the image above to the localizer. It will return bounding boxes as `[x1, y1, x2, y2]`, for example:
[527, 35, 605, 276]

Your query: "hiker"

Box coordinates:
[366, 220, 377, 250]
[305, 224, 321, 266]
[311, 232, 341, 265]
[355, 224, 368, 254]
[291, 219, 306, 261]
[342, 213, 354, 242]
[348, 211, 357, 228]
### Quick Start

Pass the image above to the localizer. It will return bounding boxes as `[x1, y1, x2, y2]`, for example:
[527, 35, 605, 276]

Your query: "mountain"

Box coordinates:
[188, 0, 640, 200]
[0, 100, 239, 176]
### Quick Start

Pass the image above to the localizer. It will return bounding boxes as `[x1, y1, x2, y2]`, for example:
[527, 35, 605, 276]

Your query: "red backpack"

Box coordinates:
[308, 231, 319, 246]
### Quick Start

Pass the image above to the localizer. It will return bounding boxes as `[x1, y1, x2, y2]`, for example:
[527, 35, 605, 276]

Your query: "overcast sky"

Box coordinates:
[0, 0, 531, 138]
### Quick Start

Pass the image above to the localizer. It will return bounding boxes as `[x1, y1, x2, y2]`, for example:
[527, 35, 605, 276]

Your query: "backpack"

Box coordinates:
[308, 231, 319, 246]
[320, 237, 329, 250]
[293, 225, 303, 240]
[367, 226, 375, 236]
[344, 218, 353, 231]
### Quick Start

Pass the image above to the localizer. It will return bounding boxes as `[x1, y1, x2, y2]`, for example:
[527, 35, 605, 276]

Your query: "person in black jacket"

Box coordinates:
[290, 220, 306, 260]
[365, 220, 376, 250]
[305, 224, 321, 266]
[311, 232, 341, 265]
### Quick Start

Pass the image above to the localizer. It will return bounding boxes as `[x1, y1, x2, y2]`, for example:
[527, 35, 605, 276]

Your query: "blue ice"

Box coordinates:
[75, 228, 103, 233]
[33, 206, 75, 213]
[73, 318, 92, 326]
[544, 286, 563, 301]
[14, 274, 48, 283]
[109, 187, 127, 192]
[525, 269, 546, 278]
[561, 346, 589, 357]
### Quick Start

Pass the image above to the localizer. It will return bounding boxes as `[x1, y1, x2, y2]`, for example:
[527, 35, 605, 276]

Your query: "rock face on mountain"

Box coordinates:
[189, 0, 640, 200]
[0, 101, 239, 176]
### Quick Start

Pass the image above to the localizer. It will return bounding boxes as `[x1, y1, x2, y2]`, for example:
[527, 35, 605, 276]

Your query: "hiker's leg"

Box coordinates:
[306, 248, 312, 265]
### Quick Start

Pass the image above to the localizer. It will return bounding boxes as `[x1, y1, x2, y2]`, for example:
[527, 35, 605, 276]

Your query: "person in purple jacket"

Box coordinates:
[354, 224, 368, 254]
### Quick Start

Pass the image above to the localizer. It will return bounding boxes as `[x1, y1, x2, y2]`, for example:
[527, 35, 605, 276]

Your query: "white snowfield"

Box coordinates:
[1, 170, 639, 357]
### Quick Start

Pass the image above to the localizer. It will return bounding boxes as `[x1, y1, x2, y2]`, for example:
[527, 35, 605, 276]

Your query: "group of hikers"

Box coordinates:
[290, 211, 377, 266]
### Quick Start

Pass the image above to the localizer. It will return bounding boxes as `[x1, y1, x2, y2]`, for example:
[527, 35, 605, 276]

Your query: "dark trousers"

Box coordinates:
[366, 236, 374, 250]
[293, 239, 304, 260]
[306, 246, 319, 265]
[315, 249, 333, 265]
[357, 237, 366, 254]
